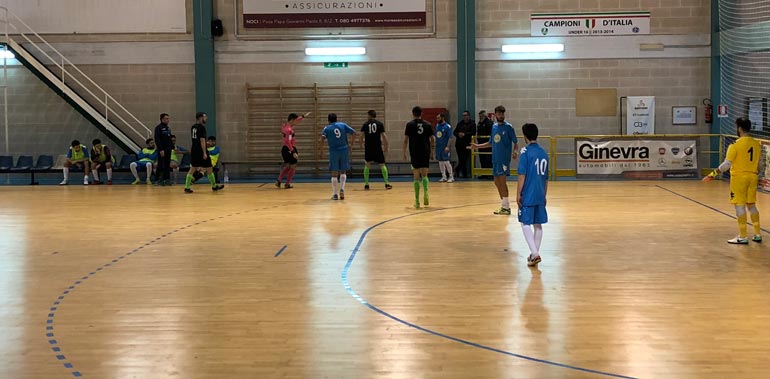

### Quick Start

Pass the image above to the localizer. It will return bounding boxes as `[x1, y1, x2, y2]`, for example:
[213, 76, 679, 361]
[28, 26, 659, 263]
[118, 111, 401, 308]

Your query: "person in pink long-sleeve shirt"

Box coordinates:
[276, 111, 311, 188]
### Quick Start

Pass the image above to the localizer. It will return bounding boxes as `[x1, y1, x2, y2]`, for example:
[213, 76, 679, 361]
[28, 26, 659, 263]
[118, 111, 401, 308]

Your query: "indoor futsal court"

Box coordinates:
[2, 180, 769, 379]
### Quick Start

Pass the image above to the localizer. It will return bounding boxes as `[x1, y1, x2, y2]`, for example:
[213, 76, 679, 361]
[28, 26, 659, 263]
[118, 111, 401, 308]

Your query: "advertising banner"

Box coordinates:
[531, 12, 650, 36]
[627, 96, 655, 135]
[576, 138, 699, 179]
[243, 0, 427, 28]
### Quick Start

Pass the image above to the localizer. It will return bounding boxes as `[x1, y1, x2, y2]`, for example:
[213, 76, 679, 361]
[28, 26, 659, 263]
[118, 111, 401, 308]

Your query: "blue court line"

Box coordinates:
[341, 205, 639, 379]
[656, 185, 770, 234]
[274, 245, 288, 257]
[44, 208, 263, 378]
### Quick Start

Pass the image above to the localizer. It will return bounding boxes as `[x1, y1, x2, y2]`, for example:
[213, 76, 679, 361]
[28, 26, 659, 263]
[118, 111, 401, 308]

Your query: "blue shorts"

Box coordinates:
[436, 149, 450, 161]
[518, 204, 548, 225]
[329, 150, 350, 172]
[492, 161, 511, 177]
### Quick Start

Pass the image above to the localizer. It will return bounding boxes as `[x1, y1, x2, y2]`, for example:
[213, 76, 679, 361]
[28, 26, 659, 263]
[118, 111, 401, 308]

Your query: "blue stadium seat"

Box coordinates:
[9, 155, 33, 172]
[179, 154, 191, 170]
[32, 155, 54, 171]
[0, 155, 12, 171]
[118, 154, 137, 171]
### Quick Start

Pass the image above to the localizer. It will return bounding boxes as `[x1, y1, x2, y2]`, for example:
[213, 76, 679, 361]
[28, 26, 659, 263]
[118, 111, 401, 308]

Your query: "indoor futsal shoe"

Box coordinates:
[340, 189, 345, 200]
[284, 184, 293, 189]
[332, 194, 339, 200]
[527, 254, 542, 267]
[385, 183, 392, 190]
[184, 188, 194, 194]
[727, 236, 749, 244]
[494, 207, 511, 215]
[212, 185, 224, 191]
[364, 184, 370, 190]
[423, 196, 429, 206]
[753, 235, 762, 243]
[275, 180, 281, 188]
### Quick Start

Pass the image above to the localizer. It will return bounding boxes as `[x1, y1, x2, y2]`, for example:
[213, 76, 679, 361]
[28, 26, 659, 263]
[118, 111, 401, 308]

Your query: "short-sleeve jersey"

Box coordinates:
[322, 122, 356, 151]
[517, 142, 549, 206]
[361, 120, 385, 151]
[726, 136, 761, 177]
[191, 123, 207, 155]
[435, 122, 452, 153]
[404, 119, 434, 156]
[491, 122, 518, 164]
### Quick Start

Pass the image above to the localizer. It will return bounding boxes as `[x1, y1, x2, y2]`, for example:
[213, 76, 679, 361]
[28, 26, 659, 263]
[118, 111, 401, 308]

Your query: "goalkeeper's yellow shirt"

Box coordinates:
[726, 136, 761, 176]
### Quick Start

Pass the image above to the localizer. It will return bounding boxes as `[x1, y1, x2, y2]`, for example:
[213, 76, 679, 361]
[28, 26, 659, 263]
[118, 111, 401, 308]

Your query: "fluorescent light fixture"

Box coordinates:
[502, 44, 564, 53]
[305, 47, 366, 56]
[0, 50, 13, 59]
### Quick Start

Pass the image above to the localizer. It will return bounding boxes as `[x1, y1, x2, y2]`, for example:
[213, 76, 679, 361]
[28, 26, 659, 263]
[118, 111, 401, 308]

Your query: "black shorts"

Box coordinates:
[282, 146, 298, 165]
[190, 150, 212, 168]
[410, 151, 430, 169]
[364, 148, 385, 164]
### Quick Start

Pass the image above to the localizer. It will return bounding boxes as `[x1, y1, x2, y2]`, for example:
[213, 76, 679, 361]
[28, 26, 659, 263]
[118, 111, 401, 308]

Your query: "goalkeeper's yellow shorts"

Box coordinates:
[730, 174, 758, 205]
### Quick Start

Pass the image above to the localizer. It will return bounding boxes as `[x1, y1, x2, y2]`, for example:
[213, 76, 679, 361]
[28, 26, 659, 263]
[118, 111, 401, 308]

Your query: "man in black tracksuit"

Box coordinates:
[477, 110, 494, 174]
[453, 110, 476, 178]
[154, 113, 173, 186]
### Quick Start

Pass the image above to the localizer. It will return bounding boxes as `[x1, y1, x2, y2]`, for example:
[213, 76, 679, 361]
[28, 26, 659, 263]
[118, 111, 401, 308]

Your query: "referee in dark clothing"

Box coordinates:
[154, 113, 173, 186]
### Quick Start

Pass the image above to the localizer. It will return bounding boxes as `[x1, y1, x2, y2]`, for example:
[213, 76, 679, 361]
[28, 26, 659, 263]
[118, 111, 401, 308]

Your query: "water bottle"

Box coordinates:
[223, 167, 229, 184]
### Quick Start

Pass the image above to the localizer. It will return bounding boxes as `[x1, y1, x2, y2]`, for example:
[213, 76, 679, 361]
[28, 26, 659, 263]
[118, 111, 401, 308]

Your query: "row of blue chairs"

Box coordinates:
[0, 154, 192, 184]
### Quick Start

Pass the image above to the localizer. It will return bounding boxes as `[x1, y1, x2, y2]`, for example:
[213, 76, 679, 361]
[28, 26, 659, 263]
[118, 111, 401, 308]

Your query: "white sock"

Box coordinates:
[106, 168, 113, 180]
[502, 197, 510, 209]
[173, 167, 179, 182]
[84, 175, 89, 181]
[521, 224, 539, 257]
[130, 163, 139, 179]
[331, 177, 339, 195]
[145, 163, 152, 180]
[534, 224, 543, 254]
[63, 167, 69, 181]
[340, 174, 347, 190]
[91, 169, 99, 181]
[441, 161, 449, 178]
[446, 161, 454, 179]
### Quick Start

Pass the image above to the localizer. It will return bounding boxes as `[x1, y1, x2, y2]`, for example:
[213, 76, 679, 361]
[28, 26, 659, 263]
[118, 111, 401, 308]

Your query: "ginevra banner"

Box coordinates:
[243, 0, 427, 28]
[627, 96, 655, 135]
[576, 138, 699, 179]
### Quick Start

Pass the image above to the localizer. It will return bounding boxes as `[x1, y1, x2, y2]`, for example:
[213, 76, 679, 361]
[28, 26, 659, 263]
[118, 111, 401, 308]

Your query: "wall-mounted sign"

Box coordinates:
[243, 0, 426, 28]
[531, 12, 650, 36]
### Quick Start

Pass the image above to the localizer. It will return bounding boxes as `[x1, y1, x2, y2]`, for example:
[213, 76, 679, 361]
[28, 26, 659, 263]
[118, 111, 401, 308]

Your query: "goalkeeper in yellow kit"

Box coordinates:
[704, 117, 762, 244]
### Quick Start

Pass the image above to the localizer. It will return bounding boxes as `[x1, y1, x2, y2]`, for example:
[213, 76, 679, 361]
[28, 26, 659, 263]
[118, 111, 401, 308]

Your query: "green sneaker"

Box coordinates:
[494, 207, 512, 215]
[752, 235, 762, 243]
[131, 179, 141, 185]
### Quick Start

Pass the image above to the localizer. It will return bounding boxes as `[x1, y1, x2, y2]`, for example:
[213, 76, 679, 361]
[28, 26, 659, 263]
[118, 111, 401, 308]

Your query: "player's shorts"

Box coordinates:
[364, 148, 385, 164]
[170, 160, 179, 166]
[190, 151, 212, 168]
[730, 174, 758, 205]
[518, 204, 548, 225]
[436, 149, 451, 162]
[282, 146, 298, 165]
[492, 161, 511, 177]
[329, 149, 350, 172]
[91, 160, 111, 166]
[410, 150, 430, 169]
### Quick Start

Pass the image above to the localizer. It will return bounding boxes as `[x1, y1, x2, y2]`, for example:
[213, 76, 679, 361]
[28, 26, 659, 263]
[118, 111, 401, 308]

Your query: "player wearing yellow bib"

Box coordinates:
[703, 117, 762, 244]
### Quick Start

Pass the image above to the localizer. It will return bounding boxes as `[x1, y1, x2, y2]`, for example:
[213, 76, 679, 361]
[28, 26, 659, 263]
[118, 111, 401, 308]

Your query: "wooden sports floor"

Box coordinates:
[2, 180, 770, 379]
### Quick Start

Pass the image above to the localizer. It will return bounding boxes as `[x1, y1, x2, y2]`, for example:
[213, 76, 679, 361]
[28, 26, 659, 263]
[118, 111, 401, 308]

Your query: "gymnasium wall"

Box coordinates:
[1, 0, 712, 168]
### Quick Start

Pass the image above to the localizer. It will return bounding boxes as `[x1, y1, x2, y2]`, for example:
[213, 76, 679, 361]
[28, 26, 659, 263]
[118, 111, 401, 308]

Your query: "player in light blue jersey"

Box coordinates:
[320, 113, 356, 200]
[469, 105, 519, 215]
[517, 123, 549, 267]
[435, 113, 455, 183]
